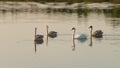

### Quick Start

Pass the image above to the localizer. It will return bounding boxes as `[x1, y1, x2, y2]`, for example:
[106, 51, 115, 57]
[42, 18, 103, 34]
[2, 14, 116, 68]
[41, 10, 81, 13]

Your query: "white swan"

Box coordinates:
[46, 25, 57, 38]
[72, 27, 87, 40]
[89, 25, 103, 38]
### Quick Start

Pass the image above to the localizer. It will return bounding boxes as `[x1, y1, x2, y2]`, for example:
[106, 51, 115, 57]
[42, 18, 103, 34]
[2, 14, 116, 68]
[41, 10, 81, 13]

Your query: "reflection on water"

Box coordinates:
[72, 38, 75, 51]
[34, 39, 44, 53]
[34, 39, 44, 44]
[76, 38, 87, 43]
[89, 35, 93, 47]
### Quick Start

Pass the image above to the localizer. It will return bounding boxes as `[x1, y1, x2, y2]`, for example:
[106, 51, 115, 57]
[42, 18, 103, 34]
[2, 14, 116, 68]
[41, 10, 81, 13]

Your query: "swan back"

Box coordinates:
[75, 33, 87, 39]
[48, 31, 57, 38]
[35, 34, 44, 41]
[92, 30, 103, 38]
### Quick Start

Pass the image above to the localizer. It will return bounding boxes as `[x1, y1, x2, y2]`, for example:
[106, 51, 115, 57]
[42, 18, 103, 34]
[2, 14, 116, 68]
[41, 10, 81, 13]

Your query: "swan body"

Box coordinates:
[48, 31, 57, 38]
[34, 28, 44, 41]
[46, 25, 57, 38]
[74, 33, 87, 39]
[72, 27, 87, 40]
[35, 34, 44, 41]
[92, 30, 103, 38]
[89, 25, 103, 38]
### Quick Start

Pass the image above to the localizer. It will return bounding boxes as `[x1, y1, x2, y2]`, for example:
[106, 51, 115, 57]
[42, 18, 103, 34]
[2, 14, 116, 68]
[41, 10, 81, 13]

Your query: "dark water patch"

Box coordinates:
[103, 8, 120, 18]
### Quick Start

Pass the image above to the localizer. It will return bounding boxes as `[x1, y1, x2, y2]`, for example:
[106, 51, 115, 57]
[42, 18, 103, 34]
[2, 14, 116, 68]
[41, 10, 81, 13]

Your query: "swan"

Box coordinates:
[72, 27, 87, 40]
[89, 25, 103, 38]
[46, 25, 57, 38]
[34, 28, 44, 41]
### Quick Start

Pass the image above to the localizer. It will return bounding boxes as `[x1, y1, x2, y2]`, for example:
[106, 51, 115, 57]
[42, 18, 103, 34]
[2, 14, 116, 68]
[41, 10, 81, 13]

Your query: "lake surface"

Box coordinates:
[0, 2, 120, 68]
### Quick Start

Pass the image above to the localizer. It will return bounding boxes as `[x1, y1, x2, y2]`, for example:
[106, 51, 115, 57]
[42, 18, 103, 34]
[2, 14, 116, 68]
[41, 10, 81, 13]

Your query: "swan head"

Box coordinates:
[46, 25, 49, 28]
[89, 25, 93, 29]
[72, 27, 76, 30]
[35, 27, 37, 31]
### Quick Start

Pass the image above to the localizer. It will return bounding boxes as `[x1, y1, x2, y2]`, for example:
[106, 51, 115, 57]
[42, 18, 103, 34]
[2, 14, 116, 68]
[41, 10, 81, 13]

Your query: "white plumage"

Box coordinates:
[74, 33, 87, 39]
[72, 27, 87, 41]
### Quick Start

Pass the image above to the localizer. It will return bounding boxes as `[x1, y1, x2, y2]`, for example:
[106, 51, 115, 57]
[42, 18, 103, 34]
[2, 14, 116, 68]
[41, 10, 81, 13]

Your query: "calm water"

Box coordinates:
[0, 2, 120, 68]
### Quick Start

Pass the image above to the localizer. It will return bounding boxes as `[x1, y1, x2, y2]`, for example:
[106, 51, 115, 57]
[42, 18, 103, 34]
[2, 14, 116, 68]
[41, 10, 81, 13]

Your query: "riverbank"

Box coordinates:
[0, 2, 120, 11]
[1, 0, 120, 4]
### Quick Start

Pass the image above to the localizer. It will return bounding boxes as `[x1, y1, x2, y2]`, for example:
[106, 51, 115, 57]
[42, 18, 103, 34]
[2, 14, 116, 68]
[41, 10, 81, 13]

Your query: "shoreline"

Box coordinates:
[0, 0, 120, 4]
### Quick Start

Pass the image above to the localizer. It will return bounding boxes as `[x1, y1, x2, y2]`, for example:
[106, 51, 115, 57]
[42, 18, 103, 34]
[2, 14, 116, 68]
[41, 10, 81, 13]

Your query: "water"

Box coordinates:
[0, 2, 120, 68]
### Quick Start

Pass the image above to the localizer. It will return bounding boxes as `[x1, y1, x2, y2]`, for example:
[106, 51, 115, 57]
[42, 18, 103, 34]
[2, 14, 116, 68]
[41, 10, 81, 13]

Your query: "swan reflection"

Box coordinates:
[89, 35, 93, 47]
[34, 39, 44, 53]
[72, 39, 76, 51]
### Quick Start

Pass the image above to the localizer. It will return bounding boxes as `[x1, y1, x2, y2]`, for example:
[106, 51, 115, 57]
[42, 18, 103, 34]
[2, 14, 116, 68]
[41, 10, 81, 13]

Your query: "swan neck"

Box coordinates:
[46, 26, 48, 35]
[73, 29, 75, 39]
[35, 28, 37, 38]
[90, 27, 93, 36]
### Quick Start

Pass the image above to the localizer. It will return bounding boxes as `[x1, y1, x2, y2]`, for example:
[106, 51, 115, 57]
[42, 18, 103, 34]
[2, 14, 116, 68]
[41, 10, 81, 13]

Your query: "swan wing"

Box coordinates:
[79, 33, 87, 39]
[75, 33, 87, 39]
